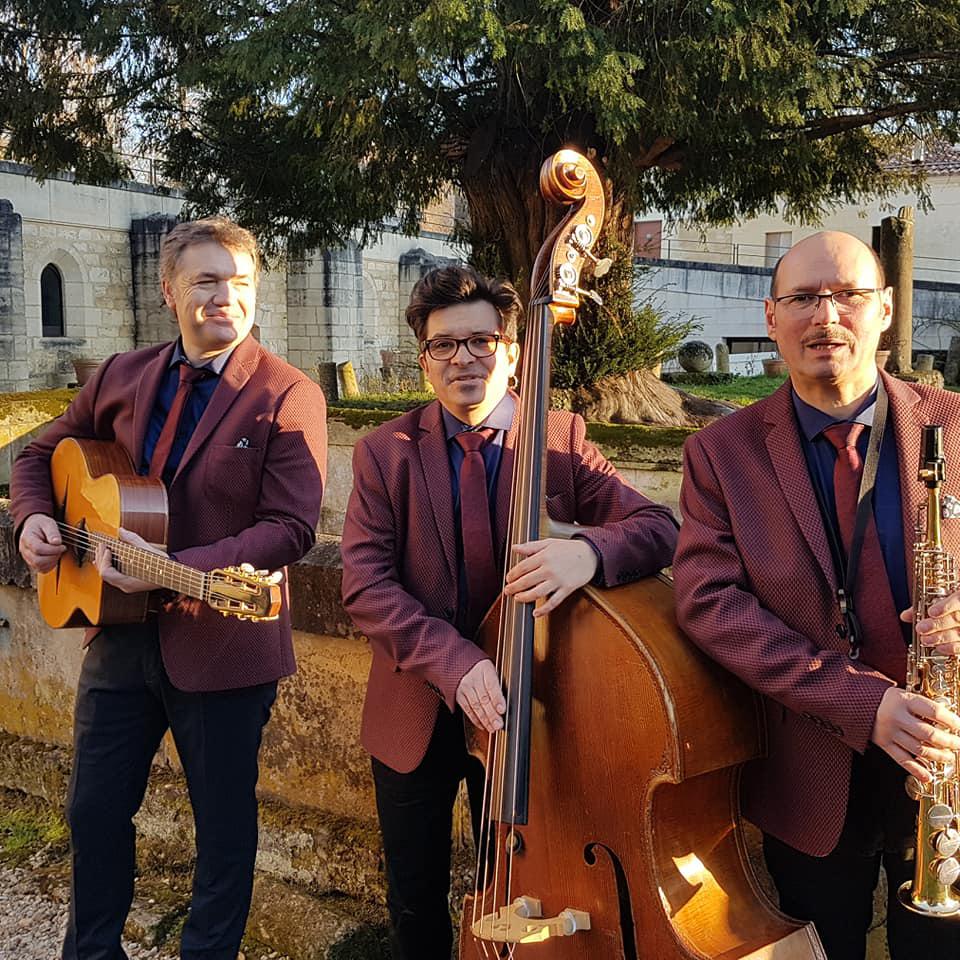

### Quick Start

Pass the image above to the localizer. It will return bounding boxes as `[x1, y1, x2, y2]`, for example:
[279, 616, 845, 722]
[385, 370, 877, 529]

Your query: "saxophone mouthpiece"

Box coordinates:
[920, 425, 946, 485]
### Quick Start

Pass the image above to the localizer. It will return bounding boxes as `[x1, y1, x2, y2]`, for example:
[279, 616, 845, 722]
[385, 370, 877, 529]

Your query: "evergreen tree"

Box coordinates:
[3, 0, 959, 405]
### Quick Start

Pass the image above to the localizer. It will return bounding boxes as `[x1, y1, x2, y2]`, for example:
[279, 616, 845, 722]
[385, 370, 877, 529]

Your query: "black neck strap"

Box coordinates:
[809, 379, 888, 660]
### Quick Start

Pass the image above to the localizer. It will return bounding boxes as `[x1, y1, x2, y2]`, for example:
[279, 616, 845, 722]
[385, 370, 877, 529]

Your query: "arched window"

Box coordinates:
[41, 264, 65, 337]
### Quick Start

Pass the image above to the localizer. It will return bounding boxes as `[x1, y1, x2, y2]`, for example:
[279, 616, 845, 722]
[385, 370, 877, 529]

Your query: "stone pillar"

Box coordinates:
[397, 248, 458, 364]
[322, 242, 364, 367]
[0, 200, 26, 392]
[715, 342, 730, 374]
[945, 336, 960, 386]
[130, 215, 178, 348]
[879, 207, 914, 374]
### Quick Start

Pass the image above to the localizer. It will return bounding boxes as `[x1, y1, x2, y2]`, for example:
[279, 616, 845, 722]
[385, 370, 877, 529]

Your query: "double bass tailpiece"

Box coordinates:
[471, 896, 591, 944]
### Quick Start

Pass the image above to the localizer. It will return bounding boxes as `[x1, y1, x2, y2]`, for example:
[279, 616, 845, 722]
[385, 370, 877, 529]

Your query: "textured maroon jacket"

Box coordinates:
[674, 372, 960, 857]
[341, 397, 679, 773]
[11, 335, 327, 692]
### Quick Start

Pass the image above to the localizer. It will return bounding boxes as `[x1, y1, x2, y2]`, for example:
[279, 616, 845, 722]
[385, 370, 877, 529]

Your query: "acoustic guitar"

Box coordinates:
[38, 437, 282, 628]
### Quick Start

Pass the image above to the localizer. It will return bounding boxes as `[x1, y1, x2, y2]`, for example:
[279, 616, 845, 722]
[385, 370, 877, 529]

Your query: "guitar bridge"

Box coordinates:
[470, 896, 591, 944]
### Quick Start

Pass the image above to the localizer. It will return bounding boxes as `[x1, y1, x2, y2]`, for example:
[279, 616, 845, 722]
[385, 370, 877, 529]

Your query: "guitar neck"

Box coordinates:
[59, 523, 208, 601]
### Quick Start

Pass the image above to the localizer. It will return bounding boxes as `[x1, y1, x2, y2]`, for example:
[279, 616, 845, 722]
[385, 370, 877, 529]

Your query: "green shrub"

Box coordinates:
[662, 371, 738, 386]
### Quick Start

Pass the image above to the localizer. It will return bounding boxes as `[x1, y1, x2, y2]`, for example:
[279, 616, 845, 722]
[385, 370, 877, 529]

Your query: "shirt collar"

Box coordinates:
[791, 379, 878, 442]
[170, 338, 235, 376]
[441, 392, 516, 440]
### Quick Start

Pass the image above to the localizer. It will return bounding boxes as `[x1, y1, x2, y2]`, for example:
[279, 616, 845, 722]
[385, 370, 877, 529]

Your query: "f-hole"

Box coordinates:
[584, 842, 638, 960]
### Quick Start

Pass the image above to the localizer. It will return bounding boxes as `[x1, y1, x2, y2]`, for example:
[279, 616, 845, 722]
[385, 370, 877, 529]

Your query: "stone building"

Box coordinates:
[0, 160, 464, 393]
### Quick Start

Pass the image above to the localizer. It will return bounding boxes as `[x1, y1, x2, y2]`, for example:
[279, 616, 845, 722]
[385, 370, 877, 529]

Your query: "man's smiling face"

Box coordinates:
[417, 300, 520, 426]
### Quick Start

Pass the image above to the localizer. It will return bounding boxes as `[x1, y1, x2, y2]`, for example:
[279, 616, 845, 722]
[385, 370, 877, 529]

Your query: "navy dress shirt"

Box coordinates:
[139, 341, 234, 485]
[792, 383, 910, 637]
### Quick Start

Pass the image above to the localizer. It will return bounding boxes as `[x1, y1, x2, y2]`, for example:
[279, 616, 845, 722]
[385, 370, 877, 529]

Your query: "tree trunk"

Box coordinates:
[458, 135, 720, 427]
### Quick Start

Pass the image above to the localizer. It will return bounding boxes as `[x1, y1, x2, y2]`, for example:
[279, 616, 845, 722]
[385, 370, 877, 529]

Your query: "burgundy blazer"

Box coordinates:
[340, 397, 679, 773]
[674, 371, 960, 856]
[11, 335, 327, 692]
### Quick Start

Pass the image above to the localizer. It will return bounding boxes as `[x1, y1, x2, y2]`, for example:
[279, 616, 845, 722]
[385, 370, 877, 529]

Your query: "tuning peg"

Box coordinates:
[575, 288, 604, 307]
[591, 255, 613, 278]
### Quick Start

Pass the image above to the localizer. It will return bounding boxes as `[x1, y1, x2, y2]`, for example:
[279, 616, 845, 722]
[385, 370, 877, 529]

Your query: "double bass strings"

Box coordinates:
[470, 261, 553, 956]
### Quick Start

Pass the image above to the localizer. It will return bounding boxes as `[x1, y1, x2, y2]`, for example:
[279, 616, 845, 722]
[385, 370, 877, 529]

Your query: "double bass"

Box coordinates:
[458, 150, 825, 959]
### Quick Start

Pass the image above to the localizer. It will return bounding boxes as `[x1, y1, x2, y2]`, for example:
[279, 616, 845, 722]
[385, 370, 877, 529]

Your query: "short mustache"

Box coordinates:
[801, 327, 855, 348]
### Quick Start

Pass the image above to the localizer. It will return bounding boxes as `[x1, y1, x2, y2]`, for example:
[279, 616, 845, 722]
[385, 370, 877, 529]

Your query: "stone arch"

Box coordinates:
[26, 246, 91, 387]
[40, 263, 65, 336]
[27, 246, 89, 339]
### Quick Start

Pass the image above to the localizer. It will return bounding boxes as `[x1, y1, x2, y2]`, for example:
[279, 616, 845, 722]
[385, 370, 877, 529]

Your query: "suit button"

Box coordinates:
[444, 608, 455, 620]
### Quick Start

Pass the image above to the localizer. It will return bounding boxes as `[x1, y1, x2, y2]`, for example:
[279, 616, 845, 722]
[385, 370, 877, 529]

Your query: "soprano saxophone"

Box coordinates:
[900, 424, 960, 916]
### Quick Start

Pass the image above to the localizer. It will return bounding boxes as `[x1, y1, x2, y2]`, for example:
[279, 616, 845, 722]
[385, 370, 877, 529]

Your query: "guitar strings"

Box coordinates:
[53, 521, 207, 597]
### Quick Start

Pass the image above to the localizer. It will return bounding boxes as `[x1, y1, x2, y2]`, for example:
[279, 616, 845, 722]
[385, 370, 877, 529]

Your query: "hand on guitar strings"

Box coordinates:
[19, 514, 66, 573]
[95, 527, 165, 594]
[456, 659, 506, 732]
[504, 537, 599, 618]
[871, 685, 960, 782]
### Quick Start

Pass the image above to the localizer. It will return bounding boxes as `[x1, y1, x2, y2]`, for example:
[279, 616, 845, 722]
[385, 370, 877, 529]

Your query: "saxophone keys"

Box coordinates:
[933, 827, 960, 859]
[932, 856, 960, 888]
[905, 775, 927, 801]
[927, 803, 955, 831]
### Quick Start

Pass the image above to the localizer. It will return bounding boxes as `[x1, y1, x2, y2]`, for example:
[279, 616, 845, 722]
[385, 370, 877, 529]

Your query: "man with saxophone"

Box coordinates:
[674, 231, 960, 959]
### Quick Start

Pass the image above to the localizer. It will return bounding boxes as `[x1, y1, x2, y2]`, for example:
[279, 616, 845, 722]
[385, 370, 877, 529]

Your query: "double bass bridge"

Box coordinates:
[471, 896, 591, 944]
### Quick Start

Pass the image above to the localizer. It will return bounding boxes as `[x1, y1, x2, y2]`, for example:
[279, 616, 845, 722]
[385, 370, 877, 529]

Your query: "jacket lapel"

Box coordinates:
[762, 382, 837, 587]
[417, 401, 458, 585]
[883, 371, 924, 592]
[132, 343, 177, 467]
[172, 334, 260, 485]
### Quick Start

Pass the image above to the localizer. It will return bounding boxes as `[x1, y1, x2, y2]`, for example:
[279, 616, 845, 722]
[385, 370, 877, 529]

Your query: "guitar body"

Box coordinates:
[40, 438, 169, 628]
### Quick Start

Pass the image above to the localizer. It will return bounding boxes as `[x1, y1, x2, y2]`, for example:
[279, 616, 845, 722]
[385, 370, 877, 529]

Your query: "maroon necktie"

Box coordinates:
[823, 423, 906, 683]
[148, 363, 210, 480]
[455, 429, 499, 633]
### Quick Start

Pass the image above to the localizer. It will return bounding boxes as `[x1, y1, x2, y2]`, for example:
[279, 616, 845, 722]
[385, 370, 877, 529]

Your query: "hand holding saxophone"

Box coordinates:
[902, 591, 960, 656]
[871, 686, 960, 782]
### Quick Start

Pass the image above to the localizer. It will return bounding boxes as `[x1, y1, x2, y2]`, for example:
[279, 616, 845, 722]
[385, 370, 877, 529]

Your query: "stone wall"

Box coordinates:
[0, 162, 463, 392]
[0, 200, 25, 391]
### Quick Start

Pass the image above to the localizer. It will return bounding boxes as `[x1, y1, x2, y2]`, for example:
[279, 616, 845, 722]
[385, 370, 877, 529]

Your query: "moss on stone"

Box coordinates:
[0, 788, 68, 864]
[584, 421, 695, 461]
[327, 405, 415, 430]
[0, 388, 77, 446]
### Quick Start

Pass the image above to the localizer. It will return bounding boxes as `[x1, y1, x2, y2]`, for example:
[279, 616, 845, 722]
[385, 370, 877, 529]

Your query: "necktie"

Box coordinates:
[148, 363, 210, 480]
[455, 428, 499, 634]
[823, 422, 906, 683]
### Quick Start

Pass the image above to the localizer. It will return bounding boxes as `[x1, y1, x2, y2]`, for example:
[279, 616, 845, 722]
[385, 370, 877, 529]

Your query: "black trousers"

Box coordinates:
[62, 622, 277, 960]
[371, 707, 486, 960]
[763, 746, 960, 960]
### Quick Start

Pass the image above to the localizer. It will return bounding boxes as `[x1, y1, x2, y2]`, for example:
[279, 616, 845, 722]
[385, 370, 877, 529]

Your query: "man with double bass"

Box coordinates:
[340, 263, 678, 959]
[674, 231, 960, 959]
[12, 217, 327, 960]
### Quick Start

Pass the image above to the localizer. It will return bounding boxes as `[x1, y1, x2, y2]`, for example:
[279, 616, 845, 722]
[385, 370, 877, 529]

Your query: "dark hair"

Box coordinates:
[405, 265, 522, 343]
[769, 239, 886, 296]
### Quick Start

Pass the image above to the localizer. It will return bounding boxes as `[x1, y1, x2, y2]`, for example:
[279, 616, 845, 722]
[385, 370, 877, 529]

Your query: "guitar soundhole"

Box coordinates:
[584, 842, 637, 960]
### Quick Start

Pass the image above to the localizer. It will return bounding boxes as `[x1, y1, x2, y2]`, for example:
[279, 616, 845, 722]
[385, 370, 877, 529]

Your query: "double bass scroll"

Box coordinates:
[458, 149, 825, 959]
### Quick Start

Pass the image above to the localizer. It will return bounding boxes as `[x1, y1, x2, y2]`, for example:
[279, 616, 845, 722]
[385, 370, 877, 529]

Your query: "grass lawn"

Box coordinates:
[678, 374, 787, 407]
[332, 375, 787, 414]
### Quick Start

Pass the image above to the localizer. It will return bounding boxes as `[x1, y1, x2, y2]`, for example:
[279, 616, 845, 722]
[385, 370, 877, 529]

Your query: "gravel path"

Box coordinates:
[0, 862, 174, 960]
[0, 862, 287, 960]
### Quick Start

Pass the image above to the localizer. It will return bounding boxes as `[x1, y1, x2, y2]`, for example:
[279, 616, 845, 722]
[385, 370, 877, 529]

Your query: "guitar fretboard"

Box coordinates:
[56, 522, 207, 600]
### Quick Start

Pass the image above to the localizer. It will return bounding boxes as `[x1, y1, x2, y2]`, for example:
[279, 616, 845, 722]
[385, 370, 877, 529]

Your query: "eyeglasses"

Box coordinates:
[420, 333, 511, 361]
[771, 288, 883, 317]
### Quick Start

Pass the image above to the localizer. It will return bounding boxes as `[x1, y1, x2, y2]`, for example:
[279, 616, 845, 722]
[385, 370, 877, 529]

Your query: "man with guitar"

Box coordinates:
[11, 217, 327, 960]
[340, 264, 678, 960]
